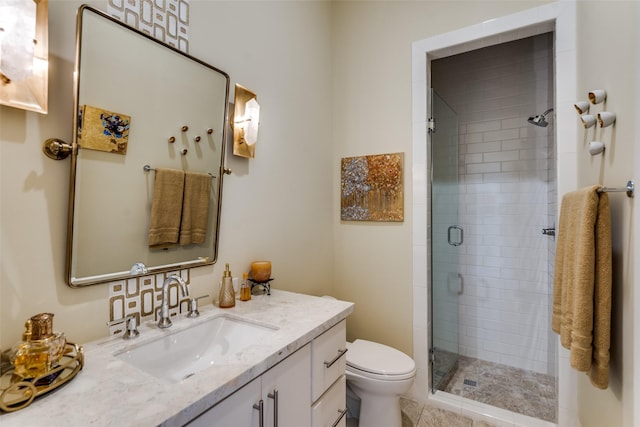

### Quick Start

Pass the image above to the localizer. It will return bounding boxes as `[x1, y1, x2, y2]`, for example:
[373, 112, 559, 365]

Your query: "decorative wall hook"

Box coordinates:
[574, 101, 590, 115]
[580, 114, 597, 128]
[589, 141, 605, 156]
[168, 136, 176, 143]
[42, 138, 73, 160]
[589, 89, 606, 104]
[597, 111, 616, 127]
[181, 125, 189, 132]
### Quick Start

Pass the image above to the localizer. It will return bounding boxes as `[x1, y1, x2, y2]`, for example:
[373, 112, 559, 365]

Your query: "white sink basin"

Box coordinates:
[115, 314, 278, 382]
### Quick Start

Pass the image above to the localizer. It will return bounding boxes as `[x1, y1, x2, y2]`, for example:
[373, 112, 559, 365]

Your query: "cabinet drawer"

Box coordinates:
[311, 375, 346, 427]
[311, 320, 347, 401]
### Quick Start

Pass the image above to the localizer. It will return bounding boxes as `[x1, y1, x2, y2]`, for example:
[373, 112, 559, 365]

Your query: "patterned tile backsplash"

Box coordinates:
[108, 269, 191, 336]
[107, 0, 190, 53]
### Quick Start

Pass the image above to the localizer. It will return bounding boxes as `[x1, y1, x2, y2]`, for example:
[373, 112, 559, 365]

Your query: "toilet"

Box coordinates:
[345, 339, 416, 427]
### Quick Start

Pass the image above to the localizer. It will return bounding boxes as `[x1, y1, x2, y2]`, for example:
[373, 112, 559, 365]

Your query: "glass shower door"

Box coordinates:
[430, 89, 461, 393]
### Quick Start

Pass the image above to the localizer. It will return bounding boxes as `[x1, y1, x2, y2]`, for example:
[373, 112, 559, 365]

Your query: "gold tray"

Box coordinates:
[0, 343, 84, 412]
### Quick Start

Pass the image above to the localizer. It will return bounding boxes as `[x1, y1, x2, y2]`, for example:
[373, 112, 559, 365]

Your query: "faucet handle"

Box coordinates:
[187, 294, 210, 318]
[107, 314, 140, 339]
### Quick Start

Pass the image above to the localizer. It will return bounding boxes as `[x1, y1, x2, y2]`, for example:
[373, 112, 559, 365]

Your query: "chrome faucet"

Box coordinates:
[158, 275, 189, 328]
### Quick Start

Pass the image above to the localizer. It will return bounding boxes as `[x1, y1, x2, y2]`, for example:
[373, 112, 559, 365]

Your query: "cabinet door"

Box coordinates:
[187, 377, 261, 427]
[262, 344, 311, 427]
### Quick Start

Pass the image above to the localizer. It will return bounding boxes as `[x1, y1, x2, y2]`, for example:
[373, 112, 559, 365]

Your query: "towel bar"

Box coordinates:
[596, 180, 634, 198]
[143, 164, 216, 179]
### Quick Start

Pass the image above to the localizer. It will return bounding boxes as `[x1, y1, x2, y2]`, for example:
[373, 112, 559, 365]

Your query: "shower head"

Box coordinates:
[527, 108, 554, 127]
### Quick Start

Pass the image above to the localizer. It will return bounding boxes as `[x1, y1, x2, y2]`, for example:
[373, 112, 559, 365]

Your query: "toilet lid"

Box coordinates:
[346, 339, 415, 377]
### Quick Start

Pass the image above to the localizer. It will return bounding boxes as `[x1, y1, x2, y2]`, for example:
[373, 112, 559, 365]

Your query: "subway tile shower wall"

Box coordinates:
[108, 269, 191, 337]
[431, 33, 556, 375]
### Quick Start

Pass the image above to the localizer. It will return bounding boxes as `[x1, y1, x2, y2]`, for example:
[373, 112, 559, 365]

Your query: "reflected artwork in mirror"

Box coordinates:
[67, 6, 230, 287]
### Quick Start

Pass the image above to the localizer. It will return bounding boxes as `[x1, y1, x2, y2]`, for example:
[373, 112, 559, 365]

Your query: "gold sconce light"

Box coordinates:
[233, 84, 260, 158]
[0, 0, 49, 114]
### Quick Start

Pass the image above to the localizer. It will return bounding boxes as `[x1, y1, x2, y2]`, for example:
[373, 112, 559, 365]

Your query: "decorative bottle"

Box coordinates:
[10, 313, 67, 379]
[219, 263, 236, 308]
[240, 272, 251, 301]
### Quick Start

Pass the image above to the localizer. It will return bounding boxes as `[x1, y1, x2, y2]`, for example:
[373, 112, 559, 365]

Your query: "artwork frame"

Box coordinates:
[341, 152, 404, 222]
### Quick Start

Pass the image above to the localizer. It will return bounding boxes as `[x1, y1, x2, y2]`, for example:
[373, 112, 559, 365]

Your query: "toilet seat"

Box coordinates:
[346, 339, 416, 381]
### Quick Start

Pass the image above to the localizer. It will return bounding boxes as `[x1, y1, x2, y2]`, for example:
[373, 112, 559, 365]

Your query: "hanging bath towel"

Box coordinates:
[552, 185, 611, 389]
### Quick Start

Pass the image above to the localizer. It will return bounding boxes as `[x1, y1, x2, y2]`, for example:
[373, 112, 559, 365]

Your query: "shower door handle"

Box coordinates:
[447, 225, 463, 246]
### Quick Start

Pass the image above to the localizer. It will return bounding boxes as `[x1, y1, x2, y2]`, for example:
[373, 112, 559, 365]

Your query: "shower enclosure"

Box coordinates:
[428, 33, 558, 423]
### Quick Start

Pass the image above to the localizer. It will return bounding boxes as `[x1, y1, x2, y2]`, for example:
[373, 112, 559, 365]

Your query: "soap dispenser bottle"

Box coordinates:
[219, 263, 236, 308]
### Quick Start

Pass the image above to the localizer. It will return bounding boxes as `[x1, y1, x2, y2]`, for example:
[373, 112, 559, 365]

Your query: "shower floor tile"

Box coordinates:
[441, 356, 557, 423]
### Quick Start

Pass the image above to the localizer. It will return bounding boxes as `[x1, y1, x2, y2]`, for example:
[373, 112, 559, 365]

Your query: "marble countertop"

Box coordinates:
[1, 290, 354, 426]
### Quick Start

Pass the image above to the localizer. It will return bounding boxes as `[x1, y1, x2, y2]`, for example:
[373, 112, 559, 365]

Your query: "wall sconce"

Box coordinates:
[233, 84, 260, 158]
[589, 141, 605, 156]
[0, 0, 49, 114]
[574, 101, 590, 115]
[597, 111, 616, 127]
[580, 114, 597, 128]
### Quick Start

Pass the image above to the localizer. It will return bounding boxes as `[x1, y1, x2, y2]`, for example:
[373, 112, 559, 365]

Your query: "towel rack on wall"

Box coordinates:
[143, 164, 216, 179]
[596, 180, 634, 198]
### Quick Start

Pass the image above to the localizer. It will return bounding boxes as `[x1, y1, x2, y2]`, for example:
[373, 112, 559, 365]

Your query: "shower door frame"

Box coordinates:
[429, 89, 462, 393]
[411, 2, 578, 425]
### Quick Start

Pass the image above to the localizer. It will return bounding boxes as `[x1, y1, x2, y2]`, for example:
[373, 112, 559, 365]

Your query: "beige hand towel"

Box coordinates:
[148, 168, 185, 248]
[179, 171, 211, 246]
[552, 185, 611, 389]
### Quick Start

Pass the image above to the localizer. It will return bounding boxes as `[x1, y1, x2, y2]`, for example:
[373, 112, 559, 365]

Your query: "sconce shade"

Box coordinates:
[243, 97, 260, 146]
[0, 0, 37, 82]
[233, 84, 259, 158]
[0, 0, 48, 114]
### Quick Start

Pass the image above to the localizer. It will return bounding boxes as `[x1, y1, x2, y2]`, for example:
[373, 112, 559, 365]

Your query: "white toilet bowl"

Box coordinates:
[345, 339, 416, 427]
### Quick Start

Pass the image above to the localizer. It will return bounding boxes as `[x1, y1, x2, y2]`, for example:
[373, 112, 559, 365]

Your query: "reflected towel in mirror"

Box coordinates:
[148, 168, 185, 248]
[179, 171, 211, 245]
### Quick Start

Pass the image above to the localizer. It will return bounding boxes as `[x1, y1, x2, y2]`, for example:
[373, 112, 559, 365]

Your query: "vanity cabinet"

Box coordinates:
[188, 343, 311, 427]
[311, 320, 348, 427]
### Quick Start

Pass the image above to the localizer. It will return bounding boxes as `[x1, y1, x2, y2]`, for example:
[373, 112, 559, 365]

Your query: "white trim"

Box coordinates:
[411, 2, 578, 426]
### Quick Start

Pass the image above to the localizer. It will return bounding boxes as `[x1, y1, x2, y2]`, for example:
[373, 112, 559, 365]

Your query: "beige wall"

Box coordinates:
[575, 2, 637, 426]
[330, 0, 550, 357]
[0, 0, 334, 350]
[2, 2, 638, 424]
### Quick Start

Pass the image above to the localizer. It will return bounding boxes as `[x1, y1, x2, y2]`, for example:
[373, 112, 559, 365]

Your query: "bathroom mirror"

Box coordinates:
[66, 6, 230, 287]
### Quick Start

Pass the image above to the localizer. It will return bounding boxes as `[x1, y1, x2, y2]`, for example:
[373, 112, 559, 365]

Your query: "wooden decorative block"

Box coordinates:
[79, 105, 130, 155]
[341, 152, 404, 222]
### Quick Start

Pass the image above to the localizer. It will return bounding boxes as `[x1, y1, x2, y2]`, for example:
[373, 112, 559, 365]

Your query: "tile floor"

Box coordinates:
[346, 398, 499, 427]
[442, 356, 557, 423]
[346, 356, 556, 426]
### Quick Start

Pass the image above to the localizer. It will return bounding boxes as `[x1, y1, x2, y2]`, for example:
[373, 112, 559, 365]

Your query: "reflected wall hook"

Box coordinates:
[42, 138, 73, 160]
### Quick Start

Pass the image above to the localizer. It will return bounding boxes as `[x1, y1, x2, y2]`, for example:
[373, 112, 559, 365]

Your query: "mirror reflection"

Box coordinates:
[67, 6, 229, 287]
